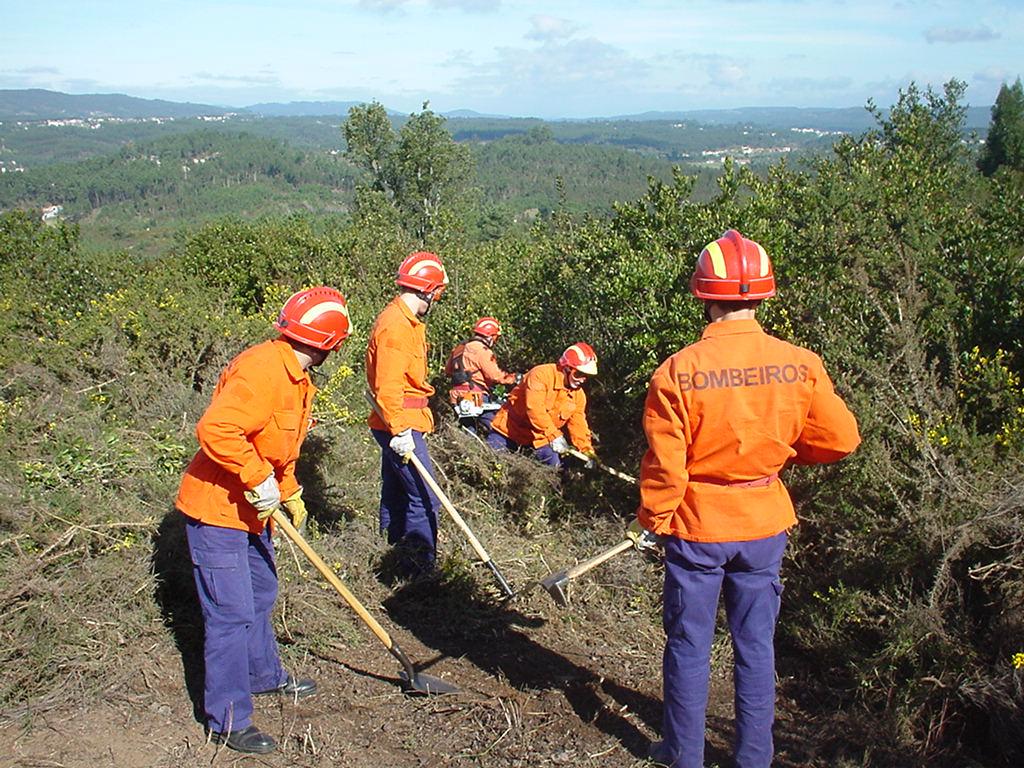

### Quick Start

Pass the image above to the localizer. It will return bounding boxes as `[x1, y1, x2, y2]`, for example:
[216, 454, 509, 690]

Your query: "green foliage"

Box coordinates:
[471, 132, 680, 218]
[343, 102, 474, 241]
[342, 102, 395, 193]
[2, 79, 1024, 763]
[978, 78, 1024, 176]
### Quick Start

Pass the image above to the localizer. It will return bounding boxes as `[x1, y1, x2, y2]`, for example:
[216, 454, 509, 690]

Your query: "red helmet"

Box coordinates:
[559, 342, 598, 376]
[691, 229, 776, 301]
[274, 287, 351, 351]
[396, 251, 449, 296]
[472, 316, 502, 340]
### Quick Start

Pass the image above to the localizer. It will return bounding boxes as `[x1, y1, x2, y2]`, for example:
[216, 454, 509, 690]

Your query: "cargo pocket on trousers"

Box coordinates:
[191, 547, 240, 607]
[662, 584, 684, 635]
[770, 578, 784, 623]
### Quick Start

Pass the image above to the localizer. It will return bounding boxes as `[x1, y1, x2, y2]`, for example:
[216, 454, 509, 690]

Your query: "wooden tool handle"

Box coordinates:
[271, 509, 395, 650]
[364, 390, 495, 566]
[565, 447, 638, 485]
[565, 538, 635, 580]
[407, 453, 493, 564]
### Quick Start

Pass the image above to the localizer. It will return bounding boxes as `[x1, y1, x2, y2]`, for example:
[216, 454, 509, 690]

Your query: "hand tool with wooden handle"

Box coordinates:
[271, 508, 457, 694]
[365, 390, 515, 598]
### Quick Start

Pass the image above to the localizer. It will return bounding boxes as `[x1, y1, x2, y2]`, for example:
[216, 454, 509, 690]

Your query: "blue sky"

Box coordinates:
[1, 0, 1021, 117]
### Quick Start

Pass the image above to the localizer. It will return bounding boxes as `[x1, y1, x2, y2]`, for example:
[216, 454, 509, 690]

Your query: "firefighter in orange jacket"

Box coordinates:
[487, 343, 597, 468]
[366, 251, 447, 577]
[631, 231, 861, 768]
[176, 287, 351, 754]
[446, 316, 520, 433]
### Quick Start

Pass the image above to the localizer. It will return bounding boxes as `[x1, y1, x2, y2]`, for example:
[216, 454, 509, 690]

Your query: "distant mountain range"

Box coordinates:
[606, 105, 993, 132]
[0, 89, 232, 120]
[0, 88, 994, 132]
[245, 100, 386, 117]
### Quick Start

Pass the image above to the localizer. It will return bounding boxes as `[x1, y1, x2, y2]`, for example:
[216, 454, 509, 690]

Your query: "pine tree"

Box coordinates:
[978, 77, 1024, 176]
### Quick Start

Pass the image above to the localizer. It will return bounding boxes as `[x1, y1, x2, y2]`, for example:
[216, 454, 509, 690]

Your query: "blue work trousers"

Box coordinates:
[185, 518, 286, 734]
[371, 429, 440, 571]
[485, 430, 562, 467]
[660, 532, 787, 768]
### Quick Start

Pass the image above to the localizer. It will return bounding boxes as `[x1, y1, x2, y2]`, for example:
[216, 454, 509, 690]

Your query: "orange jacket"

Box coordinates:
[638, 319, 860, 543]
[176, 338, 315, 534]
[490, 362, 593, 452]
[366, 296, 435, 434]
[445, 338, 516, 402]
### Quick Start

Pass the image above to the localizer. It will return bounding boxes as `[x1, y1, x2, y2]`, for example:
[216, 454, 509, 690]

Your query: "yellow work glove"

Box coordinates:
[626, 519, 664, 552]
[280, 487, 308, 531]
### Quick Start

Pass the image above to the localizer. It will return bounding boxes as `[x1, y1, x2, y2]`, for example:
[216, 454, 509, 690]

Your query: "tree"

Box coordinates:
[342, 101, 396, 195]
[393, 104, 474, 239]
[978, 77, 1024, 176]
[341, 102, 474, 241]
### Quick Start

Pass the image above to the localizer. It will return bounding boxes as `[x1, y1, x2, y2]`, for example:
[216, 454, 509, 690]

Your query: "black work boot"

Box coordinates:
[253, 673, 318, 699]
[647, 740, 681, 766]
[210, 724, 276, 754]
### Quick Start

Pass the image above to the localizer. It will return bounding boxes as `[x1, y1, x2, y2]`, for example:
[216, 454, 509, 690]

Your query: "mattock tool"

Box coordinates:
[539, 538, 635, 607]
[565, 447, 638, 485]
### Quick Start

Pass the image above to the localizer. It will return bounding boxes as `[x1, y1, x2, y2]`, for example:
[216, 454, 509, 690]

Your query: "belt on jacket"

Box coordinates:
[689, 472, 779, 488]
[403, 396, 429, 409]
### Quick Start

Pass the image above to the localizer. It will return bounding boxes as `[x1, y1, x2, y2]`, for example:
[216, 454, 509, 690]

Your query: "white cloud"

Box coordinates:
[526, 14, 581, 42]
[445, 37, 651, 115]
[357, 0, 406, 12]
[455, 38, 648, 91]
[192, 71, 280, 86]
[974, 66, 1015, 85]
[432, 0, 500, 10]
[358, 0, 499, 12]
[709, 62, 746, 88]
[924, 25, 1000, 44]
[764, 75, 855, 95]
[12, 66, 61, 75]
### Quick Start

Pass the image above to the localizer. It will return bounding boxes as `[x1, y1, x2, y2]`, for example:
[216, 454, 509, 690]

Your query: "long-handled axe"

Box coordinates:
[365, 391, 515, 599]
[565, 447, 637, 485]
[539, 538, 635, 607]
[271, 508, 457, 694]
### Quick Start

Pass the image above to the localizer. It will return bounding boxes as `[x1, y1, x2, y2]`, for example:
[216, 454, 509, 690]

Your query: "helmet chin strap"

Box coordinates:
[416, 290, 436, 317]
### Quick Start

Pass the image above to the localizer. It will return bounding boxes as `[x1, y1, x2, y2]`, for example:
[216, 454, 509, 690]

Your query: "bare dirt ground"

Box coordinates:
[0, 430, 876, 768]
[1, 562, 839, 768]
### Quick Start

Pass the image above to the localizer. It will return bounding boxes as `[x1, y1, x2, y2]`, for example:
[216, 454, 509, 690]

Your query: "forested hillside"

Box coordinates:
[2, 80, 1023, 767]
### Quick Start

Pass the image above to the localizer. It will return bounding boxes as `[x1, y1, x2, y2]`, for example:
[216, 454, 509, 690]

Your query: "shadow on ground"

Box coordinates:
[383, 572, 730, 765]
[150, 507, 205, 725]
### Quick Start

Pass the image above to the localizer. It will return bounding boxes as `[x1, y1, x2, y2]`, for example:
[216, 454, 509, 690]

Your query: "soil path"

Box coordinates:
[2, 575, 824, 768]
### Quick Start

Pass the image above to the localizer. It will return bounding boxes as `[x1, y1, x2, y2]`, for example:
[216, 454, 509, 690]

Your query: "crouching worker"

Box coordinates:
[175, 287, 351, 754]
[634, 230, 861, 768]
[446, 316, 520, 434]
[486, 343, 597, 468]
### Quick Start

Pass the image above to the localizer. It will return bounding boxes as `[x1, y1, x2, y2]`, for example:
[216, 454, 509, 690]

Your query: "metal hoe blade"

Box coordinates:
[399, 669, 460, 695]
[537, 539, 635, 608]
[389, 642, 458, 695]
[539, 569, 571, 607]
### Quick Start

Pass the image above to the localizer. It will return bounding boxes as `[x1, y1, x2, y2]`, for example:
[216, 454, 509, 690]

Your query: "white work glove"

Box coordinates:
[389, 428, 415, 457]
[245, 472, 281, 513]
[549, 435, 570, 454]
[626, 520, 665, 552]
